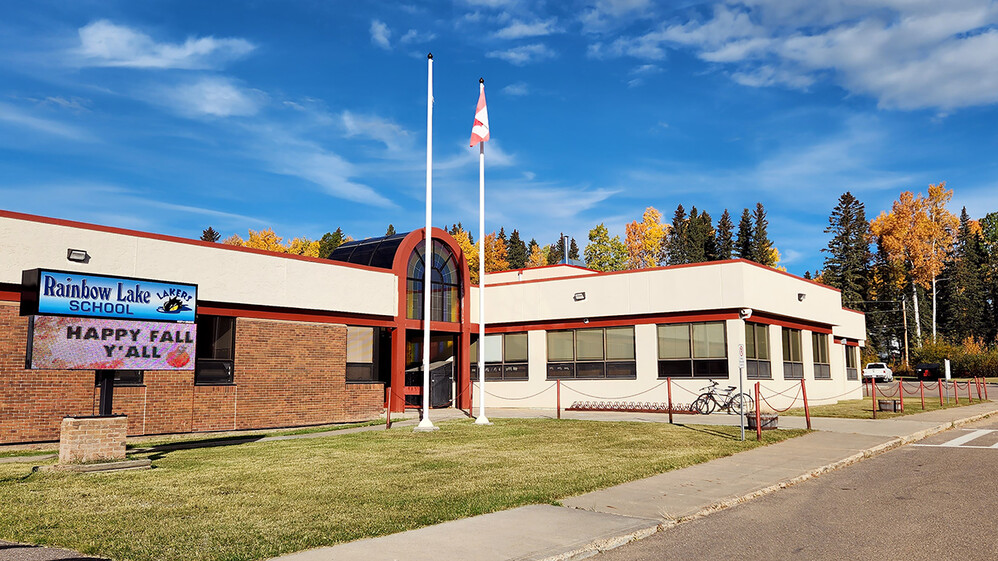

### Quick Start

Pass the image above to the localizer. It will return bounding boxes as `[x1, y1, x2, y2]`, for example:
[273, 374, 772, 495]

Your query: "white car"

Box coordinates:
[862, 363, 894, 382]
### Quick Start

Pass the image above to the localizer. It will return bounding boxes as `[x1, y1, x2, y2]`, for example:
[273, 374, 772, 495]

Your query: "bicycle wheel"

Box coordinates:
[727, 393, 753, 415]
[695, 393, 717, 415]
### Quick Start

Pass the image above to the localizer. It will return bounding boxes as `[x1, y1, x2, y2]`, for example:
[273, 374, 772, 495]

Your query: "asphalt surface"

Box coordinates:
[597, 417, 998, 561]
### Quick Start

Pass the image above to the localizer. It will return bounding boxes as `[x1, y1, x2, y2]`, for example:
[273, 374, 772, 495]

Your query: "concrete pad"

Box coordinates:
[268, 505, 660, 561]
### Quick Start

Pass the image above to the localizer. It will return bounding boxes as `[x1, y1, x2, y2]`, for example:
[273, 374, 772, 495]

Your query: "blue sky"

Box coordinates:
[3, 1, 998, 275]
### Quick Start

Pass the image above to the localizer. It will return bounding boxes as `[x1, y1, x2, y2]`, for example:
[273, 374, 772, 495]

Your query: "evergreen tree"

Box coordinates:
[750, 203, 775, 265]
[569, 237, 580, 261]
[821, 192, 871, 307]
[319, 228, 347, 258]
[684, 206, 708, 263]
[715, 209, 734, 260]
[200, 227, 221, 243]
[803, 271, 812, 280]
[940, 207, 987, 341]
[735, 208, 753, 259]
[548, 235, 566, 265]
[666, 204, 688, 265]
[981, 212, 998, 342]
[507, 229, 528, 269]
[498, 227, 506, 243]
[385, 224, 396, 236]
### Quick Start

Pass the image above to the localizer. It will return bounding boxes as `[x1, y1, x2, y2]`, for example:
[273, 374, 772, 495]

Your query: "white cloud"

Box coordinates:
[591, 1, 998, 111]
[486, 43, 556, 65]
[370, 20, 392, 50]
[502, 82, 529, 95]
[75, 20, 254, 69]
[580, 0, 653, 32]
[159, 77, 267, 117]
[0, 101, 93, 140]
[400, 29, 436, 44]
[341, 111, 410, 150]
[494, 18, 559, 39]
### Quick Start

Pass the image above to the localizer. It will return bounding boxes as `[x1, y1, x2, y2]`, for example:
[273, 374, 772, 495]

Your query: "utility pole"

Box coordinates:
[902, 299, 910, 370]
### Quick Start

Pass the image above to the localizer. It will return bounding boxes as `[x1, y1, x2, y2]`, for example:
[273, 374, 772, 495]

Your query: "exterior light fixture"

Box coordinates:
[798, 293, 806, 302]
[66, 249, 90, 263]
[573, 292, 586, 302]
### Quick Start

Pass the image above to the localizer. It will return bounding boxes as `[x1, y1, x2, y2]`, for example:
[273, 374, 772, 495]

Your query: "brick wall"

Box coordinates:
[58, 416, 127, 463]
[0, 304, 384, 444]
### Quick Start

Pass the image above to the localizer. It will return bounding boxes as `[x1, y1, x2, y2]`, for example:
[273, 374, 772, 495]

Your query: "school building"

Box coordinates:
[0, 209, 865, 444]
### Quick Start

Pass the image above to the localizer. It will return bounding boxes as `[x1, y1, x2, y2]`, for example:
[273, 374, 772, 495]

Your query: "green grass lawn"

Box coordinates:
[0, 418, 801, 561]
[783, 397, 989, 419]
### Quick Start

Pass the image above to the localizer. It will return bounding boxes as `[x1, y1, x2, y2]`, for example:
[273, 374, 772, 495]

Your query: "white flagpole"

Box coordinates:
[475, 78, 491, 425]
[416, 53, 437, 432]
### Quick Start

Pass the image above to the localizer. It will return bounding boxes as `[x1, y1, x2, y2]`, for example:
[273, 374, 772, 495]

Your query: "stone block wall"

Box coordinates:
[58, 416, 127, 463]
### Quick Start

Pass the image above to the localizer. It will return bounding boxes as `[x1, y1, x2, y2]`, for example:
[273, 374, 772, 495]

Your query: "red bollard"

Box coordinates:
[954, 381, 960, 405]
[871, 378, 877, 419]
[755, 382, 762, 441]
[667, 377, 674, 424]
[985, 379, 989, 401]
[967, 380, 972, 403]
[556, 380, 561, 420]
[801, 379, 811, 430]
[898, 380, 904, 412]
[976, 378, 983, 401]
[919, 381, 925, 410]
[938, 380, 944, 406]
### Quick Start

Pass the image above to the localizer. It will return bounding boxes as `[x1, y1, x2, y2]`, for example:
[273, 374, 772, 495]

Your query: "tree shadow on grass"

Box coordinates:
[672, 424, 743, 440]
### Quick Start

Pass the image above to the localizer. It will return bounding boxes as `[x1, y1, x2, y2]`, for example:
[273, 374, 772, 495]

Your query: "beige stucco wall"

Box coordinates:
[483, 265, 595, 285]
[0, 215, 398, 317]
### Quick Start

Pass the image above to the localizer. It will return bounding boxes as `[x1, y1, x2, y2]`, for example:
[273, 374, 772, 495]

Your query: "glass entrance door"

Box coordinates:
[405, 332, 456, 408]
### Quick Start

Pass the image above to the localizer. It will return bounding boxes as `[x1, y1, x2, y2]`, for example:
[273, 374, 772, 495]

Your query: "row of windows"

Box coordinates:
[100, 319, 859, 387]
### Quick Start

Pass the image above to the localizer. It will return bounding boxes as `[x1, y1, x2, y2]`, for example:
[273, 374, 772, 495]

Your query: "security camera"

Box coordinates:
[739, 308, 753, 320]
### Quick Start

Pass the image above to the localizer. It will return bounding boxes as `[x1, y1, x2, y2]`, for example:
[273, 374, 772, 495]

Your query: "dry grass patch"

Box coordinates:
[0, 418, 801, 561]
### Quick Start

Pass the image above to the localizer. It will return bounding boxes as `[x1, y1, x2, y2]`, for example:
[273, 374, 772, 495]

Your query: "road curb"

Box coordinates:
[534, 521, 666, 561]
[550, 406, 998, 559]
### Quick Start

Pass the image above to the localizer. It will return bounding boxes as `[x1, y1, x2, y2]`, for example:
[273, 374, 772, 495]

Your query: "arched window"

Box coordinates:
[406, 240, 461, 322]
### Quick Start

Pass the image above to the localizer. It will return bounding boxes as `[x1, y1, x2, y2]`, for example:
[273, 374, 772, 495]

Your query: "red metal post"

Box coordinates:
[871, 377, 877, 419]
[667, 377, 674, 424]
[556, 380, 561, 420]
[385, 387, 392, 429]
[967, 380, 972, 403]
[919, 381, 925, 410]
[755, 382, 762, 441]
[898, 380, 904, 412]
[985, 379, 989, 401]
[801, 379, 811, 430]
[954, 381, 960, 405]
[938, 380, 944, 406]
[976, 378, 983, 401]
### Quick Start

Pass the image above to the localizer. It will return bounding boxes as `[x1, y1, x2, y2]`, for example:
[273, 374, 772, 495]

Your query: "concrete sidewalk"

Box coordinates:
[270, 401, 998, 561]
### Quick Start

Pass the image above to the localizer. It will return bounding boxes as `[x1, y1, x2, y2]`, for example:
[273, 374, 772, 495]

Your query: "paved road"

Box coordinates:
[597, 417, 998, 561]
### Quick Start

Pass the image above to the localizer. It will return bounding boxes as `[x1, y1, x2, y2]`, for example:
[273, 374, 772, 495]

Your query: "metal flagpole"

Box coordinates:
[416, 53, 437, 432]
[475, 85, 490, 425]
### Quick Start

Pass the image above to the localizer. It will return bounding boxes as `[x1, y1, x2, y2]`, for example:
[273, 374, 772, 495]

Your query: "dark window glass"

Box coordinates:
[406, 241, 460, 322]
[196, 316, 236, 385]
[346, 326, 380, 383]
[545, 328, 635, 380]
[95, 370, 144, 386]
[470, 332, 529, 381]
[782, 327, 803, 380]
[657, 322, 729, 379]
[747, 360, 772, 380]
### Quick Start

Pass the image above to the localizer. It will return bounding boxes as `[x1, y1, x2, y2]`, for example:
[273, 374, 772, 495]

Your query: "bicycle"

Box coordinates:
[692, 380, 754, 415]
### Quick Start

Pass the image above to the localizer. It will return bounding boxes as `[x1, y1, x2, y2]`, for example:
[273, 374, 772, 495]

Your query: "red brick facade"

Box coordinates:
[0, 304, 383, 444]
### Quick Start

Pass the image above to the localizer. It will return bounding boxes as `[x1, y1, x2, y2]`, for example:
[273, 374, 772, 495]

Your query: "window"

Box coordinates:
[845, 344, 858, 380]
[546, 327, 636, 380]
[95, 370, 143, 387]
[782, 327, 803, 380]
[346, 326, 380, 383]
[195, 316, 235, 385]
[471, 332, 529, 380]
[745, 322, 771, 379]
[657, 322, 728, 378]
[812, 332, 831, 379]
[406, 240, 461, 322]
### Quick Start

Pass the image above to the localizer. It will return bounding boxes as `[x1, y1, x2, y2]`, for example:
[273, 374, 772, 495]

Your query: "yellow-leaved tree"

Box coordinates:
[451, 229, 479, 284]
[624, 207, 668, 269]
[483, 232, 509, 274]
[526, 243, 547, 268]
[870, 183, 957, 345]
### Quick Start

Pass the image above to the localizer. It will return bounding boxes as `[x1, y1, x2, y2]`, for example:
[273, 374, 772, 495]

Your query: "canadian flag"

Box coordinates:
[469, 81, 489, 146]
